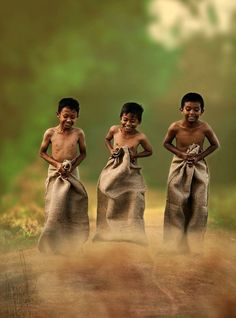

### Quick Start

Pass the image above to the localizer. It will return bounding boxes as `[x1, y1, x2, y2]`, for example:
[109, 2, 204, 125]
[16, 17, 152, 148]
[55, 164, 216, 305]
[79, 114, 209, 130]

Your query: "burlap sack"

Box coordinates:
[163, 144, 209, 252]
[93, 146, 148, 245]
[38, 163, 89, 254]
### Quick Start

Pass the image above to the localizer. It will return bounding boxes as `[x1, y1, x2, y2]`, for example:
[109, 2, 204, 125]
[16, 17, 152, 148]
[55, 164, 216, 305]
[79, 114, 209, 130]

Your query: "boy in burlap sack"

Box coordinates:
[38, 98, 89, 254]
[93, 102, 153, 245]
[163, 92, 220, 253]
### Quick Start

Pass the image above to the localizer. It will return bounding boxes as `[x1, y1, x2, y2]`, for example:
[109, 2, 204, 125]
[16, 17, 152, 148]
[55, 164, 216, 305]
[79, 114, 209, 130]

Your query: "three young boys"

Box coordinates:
[39, 93, 219, 253]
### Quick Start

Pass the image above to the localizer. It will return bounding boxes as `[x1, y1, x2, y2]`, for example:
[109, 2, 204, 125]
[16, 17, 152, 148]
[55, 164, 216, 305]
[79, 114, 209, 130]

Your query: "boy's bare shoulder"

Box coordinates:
[199, 120, 211, 129]
[137, 130, 148, 140]
[189, 120, 212, 131]
[109, 125, 119, 133]
[44, 127, 56, 137]
[73, 127, 85, 135]
[168, 120, 182, 131]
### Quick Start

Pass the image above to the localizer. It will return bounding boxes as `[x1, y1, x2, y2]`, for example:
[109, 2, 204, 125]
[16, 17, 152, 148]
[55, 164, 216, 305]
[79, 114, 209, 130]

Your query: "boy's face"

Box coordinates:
[120, 113, 140, 133]
[57, 107, 78, 130]
[181, 101, 203, 123]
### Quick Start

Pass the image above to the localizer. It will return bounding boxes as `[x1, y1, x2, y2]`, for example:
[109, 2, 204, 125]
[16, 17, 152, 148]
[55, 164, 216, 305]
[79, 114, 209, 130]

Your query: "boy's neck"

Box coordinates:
[181, 119, 200, 128]
[56, 125, 73, 134]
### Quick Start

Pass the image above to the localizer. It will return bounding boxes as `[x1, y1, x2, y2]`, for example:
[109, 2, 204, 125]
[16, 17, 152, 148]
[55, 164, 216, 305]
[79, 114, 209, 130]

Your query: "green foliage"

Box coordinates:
[0, 0, 180, 192]
[0, 0, 236, 193]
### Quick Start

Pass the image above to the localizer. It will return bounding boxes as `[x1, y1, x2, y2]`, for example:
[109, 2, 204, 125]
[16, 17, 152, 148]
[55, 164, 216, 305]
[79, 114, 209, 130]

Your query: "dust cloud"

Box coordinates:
[1, 222, 236, 318]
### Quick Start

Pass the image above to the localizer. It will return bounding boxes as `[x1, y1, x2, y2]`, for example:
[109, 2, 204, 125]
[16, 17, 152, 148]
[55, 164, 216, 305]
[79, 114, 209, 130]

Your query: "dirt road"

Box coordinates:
[1, 212, 236, 318]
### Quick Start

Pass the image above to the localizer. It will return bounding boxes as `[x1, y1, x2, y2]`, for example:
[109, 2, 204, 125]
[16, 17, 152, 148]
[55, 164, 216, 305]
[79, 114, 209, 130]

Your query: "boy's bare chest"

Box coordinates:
[51, 131, 78, 148]
[176, 128, 205, 147]
[114, 132, 140, 148]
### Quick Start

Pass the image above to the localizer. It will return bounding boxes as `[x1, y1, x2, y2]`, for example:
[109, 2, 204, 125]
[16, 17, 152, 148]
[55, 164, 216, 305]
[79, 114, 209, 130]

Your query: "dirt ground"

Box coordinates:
[0, 210, 236, 318]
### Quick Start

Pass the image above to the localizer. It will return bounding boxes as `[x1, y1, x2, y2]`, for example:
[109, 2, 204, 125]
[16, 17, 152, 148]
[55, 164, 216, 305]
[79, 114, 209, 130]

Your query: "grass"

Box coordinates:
[208, 185, 236, 230]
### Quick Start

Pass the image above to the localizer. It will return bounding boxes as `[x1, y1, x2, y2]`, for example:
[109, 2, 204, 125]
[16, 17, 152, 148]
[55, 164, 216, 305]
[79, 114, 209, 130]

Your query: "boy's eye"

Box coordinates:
[63, 116, 75, 119]
[123, 118, 135, 122]
[185, 107, 201, 112]
[186, 108, 198, 112]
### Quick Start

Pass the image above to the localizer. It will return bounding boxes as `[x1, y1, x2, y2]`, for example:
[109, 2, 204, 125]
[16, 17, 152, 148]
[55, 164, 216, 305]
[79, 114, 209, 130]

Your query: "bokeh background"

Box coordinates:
[1, 0, 236, 248]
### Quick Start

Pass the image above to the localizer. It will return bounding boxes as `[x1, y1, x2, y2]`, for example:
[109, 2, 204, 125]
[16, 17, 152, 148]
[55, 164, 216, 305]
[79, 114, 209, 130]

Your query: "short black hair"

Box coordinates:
[120, 102, 144, 122]
[58, 97, 80, 115]
[180, 92, 204, 112]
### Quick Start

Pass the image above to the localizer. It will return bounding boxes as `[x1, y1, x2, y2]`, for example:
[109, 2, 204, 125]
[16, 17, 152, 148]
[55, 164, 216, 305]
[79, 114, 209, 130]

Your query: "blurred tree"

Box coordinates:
[0, 0, 179, 192]
[0, 0, 236, 193]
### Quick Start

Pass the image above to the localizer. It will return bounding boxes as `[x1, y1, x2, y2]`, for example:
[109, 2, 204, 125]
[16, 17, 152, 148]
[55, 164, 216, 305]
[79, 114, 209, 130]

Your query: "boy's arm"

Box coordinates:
[195, 124, 220, 161]
[134, 134, 153, 159]
[163, 123, 187, 159]
[39, 129, 62, 171]
[105, 126, 115, 155]
[71, 129, 87, 169]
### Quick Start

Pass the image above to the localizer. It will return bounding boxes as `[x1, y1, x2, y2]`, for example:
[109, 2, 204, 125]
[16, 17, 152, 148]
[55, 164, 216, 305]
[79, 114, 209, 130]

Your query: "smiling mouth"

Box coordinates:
[125, 126, 133, 130]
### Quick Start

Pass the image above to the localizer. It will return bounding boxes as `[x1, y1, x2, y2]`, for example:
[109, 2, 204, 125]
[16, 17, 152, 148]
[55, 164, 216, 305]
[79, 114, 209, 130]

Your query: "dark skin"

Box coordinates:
[39, 107, 86, 178]
[105, 113, 153, 162]
[163, 101, 220, 165]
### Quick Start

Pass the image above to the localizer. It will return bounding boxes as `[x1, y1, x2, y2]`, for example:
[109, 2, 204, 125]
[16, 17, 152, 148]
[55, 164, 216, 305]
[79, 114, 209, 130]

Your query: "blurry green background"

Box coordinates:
[0, 0, 236, 192]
